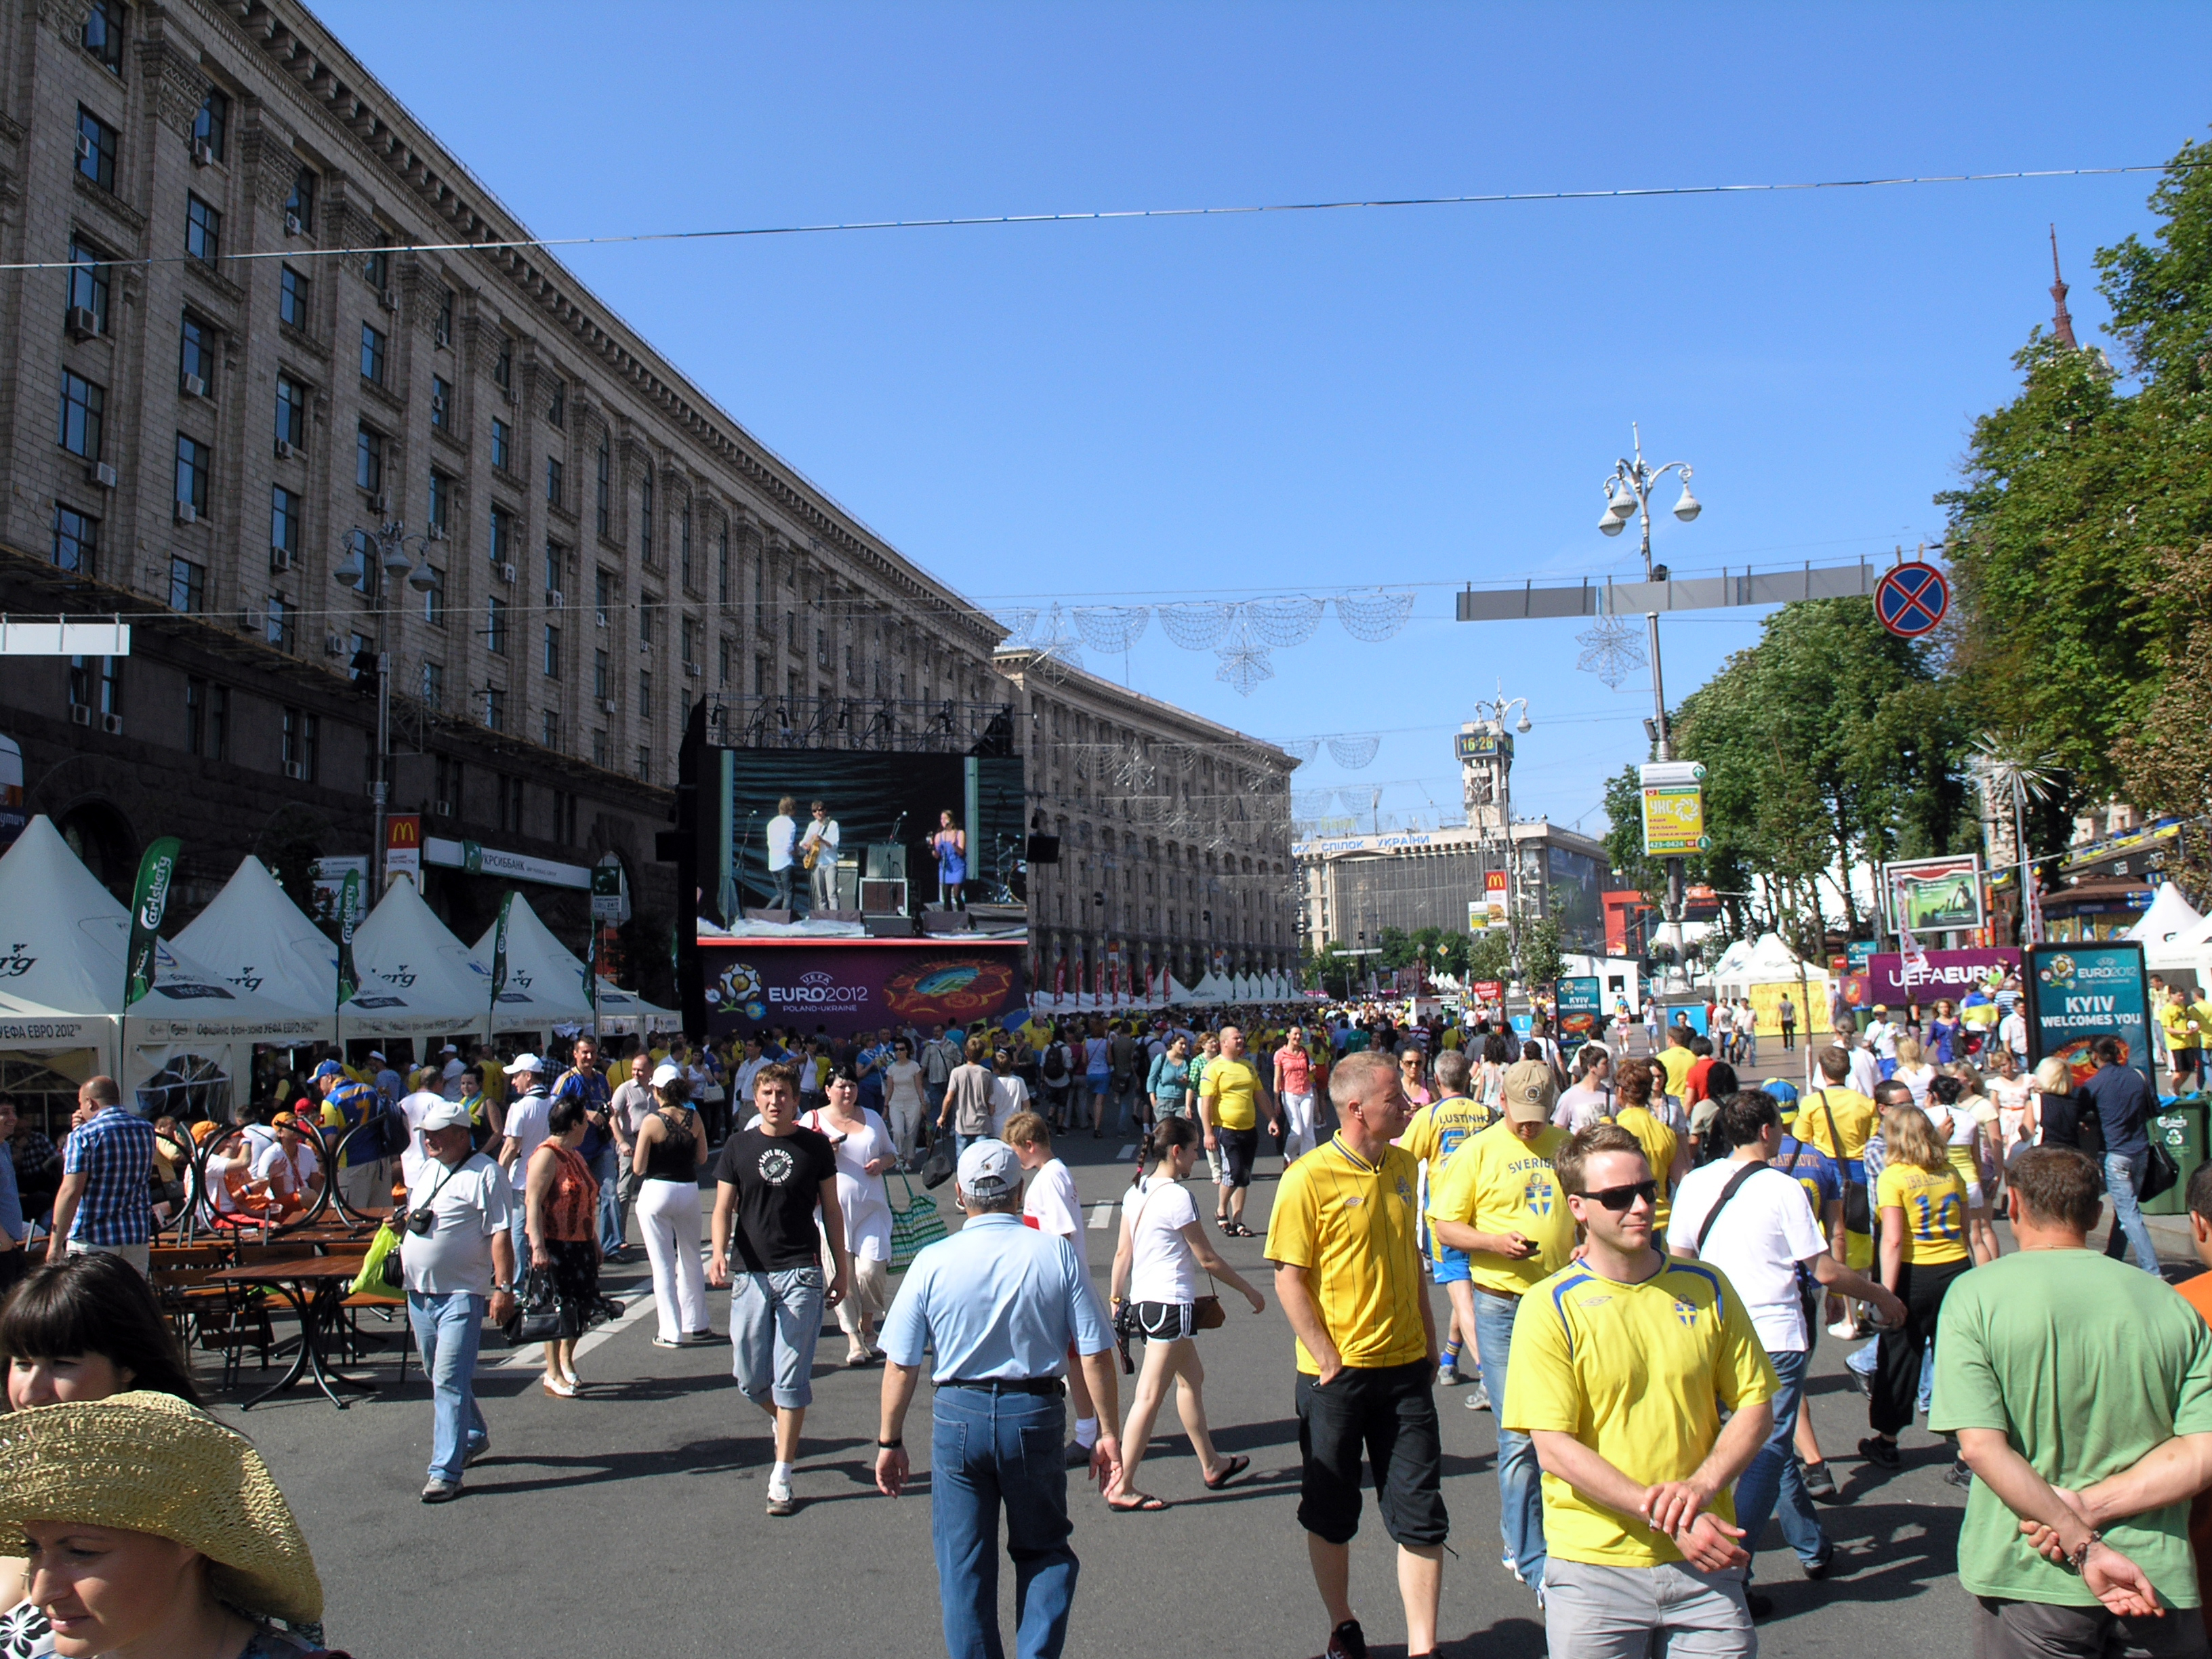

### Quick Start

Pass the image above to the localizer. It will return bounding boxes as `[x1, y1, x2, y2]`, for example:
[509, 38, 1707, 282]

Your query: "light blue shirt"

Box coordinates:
[881, 1213, 1111, 1382]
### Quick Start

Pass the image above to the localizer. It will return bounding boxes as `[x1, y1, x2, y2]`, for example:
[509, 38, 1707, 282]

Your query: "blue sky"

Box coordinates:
[318, 1, 2212, 843]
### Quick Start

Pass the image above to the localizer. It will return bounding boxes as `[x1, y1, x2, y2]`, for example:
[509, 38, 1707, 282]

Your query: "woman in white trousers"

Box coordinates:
[630, 1064, 712, 1347]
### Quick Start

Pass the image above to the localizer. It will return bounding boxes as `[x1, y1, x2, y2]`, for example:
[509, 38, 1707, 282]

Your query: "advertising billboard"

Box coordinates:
[700, 940, 1027, 1041]
[1555, 976, 1602, 1052]
[2024, 941, 2154, 1090]
[1639, 761, 1708, 857]
[1881, 854, 1985, 935]
[1856, 947, 2019, 1010]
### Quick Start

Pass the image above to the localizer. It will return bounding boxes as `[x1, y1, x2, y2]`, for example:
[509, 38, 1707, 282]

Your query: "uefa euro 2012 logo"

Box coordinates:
[2039, 955, 2078, 993]
[710, 961, 767, 1021]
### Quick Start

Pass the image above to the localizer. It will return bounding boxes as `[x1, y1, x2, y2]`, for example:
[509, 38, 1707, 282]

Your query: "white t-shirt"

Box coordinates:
[399, 1152, 514, 1296]
[1122, 1174, 1200, 1305]
[1895, 1064, 1936, 1109]
[734, 1057, 769, 1109]
[1845, 1047, 1882, 1099]
[989, 1073, 1029, 1139]
[1668, 1160, 1825, 1353]
[502, 1090, 552, 1192]
[1023, 1157, 1086, 1267]
[252, 1139, 321, 1199]
[1553, 1082, 1614, 1133]
[804, 1107, 893, 1263]
[1999, 1010, 2029, 1058]
[884, 1059, 926, 1114]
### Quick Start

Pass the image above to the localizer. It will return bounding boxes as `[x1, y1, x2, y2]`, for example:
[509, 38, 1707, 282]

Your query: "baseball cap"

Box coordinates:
[651, 1061, 682, 1088]
[956, 1139, 1021, 1202]
[418, 1101, 472, 1133]
[503, 1053, 546, 1076]
[1500, 1059, 1558, 1124]
[367, 1050, 386, 1063]
[310, 1060, 344, 1080]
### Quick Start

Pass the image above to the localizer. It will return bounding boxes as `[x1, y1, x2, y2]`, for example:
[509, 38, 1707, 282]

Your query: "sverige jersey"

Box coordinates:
[1263, 1135, 1429, 1374]
[1424, 1120, 1574, 1296]
[1503, 1258, 1778, 1567]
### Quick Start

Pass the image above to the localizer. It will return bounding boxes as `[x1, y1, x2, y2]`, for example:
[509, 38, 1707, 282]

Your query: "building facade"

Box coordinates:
[1296, 819, 1612, 958]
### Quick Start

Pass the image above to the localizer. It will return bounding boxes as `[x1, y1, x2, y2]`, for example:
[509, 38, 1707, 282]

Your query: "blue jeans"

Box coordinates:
[956, 1132, 982, 1160]
[731, 1267, 825, 1410]
[932, 1385, 1078, 1659]
[2105, 1151, 2163, 1275]
[1474, 1288, 1544, 1587]
[1734, 1346, 1827, 1570]
[592, 1145, 624, 1257]
[406, 1290, 488, 1483]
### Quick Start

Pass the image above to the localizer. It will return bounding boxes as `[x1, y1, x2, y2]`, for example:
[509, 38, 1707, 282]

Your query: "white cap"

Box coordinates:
[367, 1050, 387, 1063]
[503, 1052, 546, 1076]
[419, 1101, 472, 1133]
[651, 1062, 682, 1088]
[956, 1139, 1021, 1202]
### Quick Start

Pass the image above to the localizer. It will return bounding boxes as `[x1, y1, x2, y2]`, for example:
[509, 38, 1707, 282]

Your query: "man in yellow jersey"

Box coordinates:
[1506, 1122, 1778, 1650]
[1266, 1049, 1443, 1659]
[1397, 1049, 1497, 1397]
[1612, 1058, 1687, 1251]
[1799, 1046, 1879, 1270]
[1198, 1026, 1277, 1238]
[1427, 1059, 1572, 1595]
[1656, 1023, 1698, 1113]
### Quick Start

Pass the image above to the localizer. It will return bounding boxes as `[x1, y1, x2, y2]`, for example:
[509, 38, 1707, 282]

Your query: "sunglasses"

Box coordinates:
[1580, 1179, 1659, 1212]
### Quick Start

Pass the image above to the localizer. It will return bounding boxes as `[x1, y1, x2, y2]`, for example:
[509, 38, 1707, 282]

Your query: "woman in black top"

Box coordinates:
[631, 1065, 712, 1348]
[2030, 1056, 2102, 1153]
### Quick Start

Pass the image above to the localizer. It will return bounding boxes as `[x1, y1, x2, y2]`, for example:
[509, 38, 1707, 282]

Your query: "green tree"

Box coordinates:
[1519, 916, 1565, 991]
[1465, 928, 1513, 985]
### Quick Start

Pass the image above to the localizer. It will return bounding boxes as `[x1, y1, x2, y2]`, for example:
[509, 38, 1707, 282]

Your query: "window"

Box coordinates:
[755, 656, 768, 695]
[679, 506, 693, 589]
[546, 457, 562, 505]
[285, 168, 315, 232]
[681, 616, 697, 669]
[342, 528, 376, 597]
[718, 527, 730, 604]
[270, 485, 301, 559]
[281, 709, 318, 781]
[493, 335, 512, 392]
[595, 567, 613, 621]
[279, 265, 310, 329]
[433, 752, 462, 807]
[66, 239, 109, 333]
[592, 648, 611, 703]
[485, 688, 506, 733]
[638, 600, 655, 646]
[168, 556, 204, 613]
[488, 505, 513, 567]
[185, 195, 220, 265]
[53, 505, 98, 575]
[546, 379, 565, 428]
[178, 314, 213, 393]
[274, 375, 306, 449]
[82, 1, 125, 73]
[495, 771, 520, 832]
[77, 104, 119, 189]
[359, 323, 385, 386]
[57, 373, 102, 457]
[595, 432, 611, 535]
[265, 596, 295, 653]
[639, 474, 653, 562]
[207, 684, 230, 758]
[174, 434, 209, 514]
[719, 636, 733, 687]
[427, 471, 450, 535]
[422, 567, 445, 628]
[193, 89, 228, 161]
[635, 746, 651, 783]
[419, 662, 444, 710]
[487, 596, 508, 657]
[68, 655, 121, 718]
[544, 542, 565, 601]
[356, 424, 383, 494]
[491, 418, 510, 471]
[362, 243, 388, 290]
[638, 669, 653, 722]
[186, 678, 206, 755]
[430, 374, 451, 430]
[592, 730, 609, 769]
[552, 789, 577, 843]
[542, 623, 560, 678]
[542, 710, 561, 752]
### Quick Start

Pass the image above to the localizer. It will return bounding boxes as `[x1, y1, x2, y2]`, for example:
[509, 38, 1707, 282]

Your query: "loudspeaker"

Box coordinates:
[860, 877, 907, 915]
[743, 907, 794, 926]
[864, 915, 918, 938]
[865, 842, 907, 882]
[920, 909, 972, 935]
[1026, 834, 1061, 864]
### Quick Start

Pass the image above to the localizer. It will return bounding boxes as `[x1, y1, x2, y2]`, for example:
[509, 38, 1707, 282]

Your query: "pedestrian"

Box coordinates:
[1777, 993, 1797, 1052]
[0, 1094, 30, 1299]
[1861, 1103, 1971, 1474]
[1610, 1058, 1687, 1249]
[1148, 1033, 1194, 1124]
[1106, 1115, 1267, 1510]
[874, 1139, 1122, 1659]
[989, 1046, 1031, 1141]
[1553, 1044, 1615, 1133]
[920, 1024, 962, 1136]
[708, 1061, 848, 1517]
[1426, 1058, 1572, 1595]
[802, 1065, 897, 1367]
[1939, 1145, 2212, 1655]
[1197, 1025, 1275, 1237]
[2076, 1036, 2162, 1273]
[552, 1036, 623, 1263]
[883, 1038, 928, 1169]
[1395, 1048, 1494, 1393]
[766, 795, 800, 910]
[630, 1062, 712, 1349]
[2031, 1055, 2097, 1151]
[1266, 1048, 1447, 1659]
[523, 1094, 603, 1398]
[1670, 1090, 1906, 1602]
[1799, 1046, 1881, 1274]
[1926, 1068, 2003, 1265]
[43, 1077, 153, 1275]
[1507, 1121, 1779, 1653]
[607, 1050, 655, 1234]
[939, 1034, 996, 1160]
[399, 1100, 518, 1502]
[1398, 1044, 1434, 1109]
[495, 1054, 554, 1273]
[1006, 1111, 1108, 1468]
[1109, 1021, 1143, 1137]
[1275, 1025, 1319, 1161]
[1038, 1027, 1076, 1131]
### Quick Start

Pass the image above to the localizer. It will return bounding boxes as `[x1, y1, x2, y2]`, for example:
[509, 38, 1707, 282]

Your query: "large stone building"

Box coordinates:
[0, 0, 1290, 999]
[1294, 819, 1612, 958]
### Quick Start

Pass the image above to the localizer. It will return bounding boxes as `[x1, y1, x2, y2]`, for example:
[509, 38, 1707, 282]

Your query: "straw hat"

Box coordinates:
[0, 1391, 322, 1626]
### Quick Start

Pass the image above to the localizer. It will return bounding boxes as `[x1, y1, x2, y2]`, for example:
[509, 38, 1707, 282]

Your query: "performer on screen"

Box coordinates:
[930, 808, 966, 910]
[801, 800, 841, 914]
[766, 796, 800, 911]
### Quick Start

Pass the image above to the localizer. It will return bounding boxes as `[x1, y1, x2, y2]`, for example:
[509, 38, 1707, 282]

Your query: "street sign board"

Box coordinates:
[1874, 561, 1950, 639]
[1639, 761, 1708, 857]
[1881, 854, 1985, 934]
[2024, 941, 2153, 1091]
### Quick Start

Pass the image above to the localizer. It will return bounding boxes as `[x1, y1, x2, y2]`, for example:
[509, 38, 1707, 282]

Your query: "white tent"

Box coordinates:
[347, 874, 495, 1040]
[2129, 882, 2207, 972]
[171, 857, 338, 1038]
[470, 893, 680, 1039]
[1713, 932, 1824, 994]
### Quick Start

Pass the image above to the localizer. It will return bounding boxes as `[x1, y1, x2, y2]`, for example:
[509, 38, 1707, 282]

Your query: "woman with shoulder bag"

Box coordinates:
[1103, 1116, 1266, 1512]
[632, 1063, 712, 1349]
[524, 1097, 602, 1397]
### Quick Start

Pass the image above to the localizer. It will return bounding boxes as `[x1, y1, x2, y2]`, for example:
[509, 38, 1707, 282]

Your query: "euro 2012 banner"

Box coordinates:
[2024, 941, 2153, 1089]
[701, 942, 1027, 1040]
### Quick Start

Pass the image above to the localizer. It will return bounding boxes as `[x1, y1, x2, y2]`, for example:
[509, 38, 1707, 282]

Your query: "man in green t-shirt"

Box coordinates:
[1931, 1145, 2212, 1651]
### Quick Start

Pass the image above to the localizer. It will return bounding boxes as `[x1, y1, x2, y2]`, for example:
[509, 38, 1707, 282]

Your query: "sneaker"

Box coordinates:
[1858, 1435, 1902, 1471]
[682, 1330, 722, 1345]
[1435, 1361, 1460, 1387]
[1325, 1618, 1368, 1659]
[765, 1482, 797, 1518]
[1799, 1457, 1839, 1500]
[1802, 1541, 1835, 1580]
[420, 1477, 462, 1504]
[1465, 1382, 1492, 1412]
[463, 1438, 491, 1469]
[1944, 1458, 1974, 1489]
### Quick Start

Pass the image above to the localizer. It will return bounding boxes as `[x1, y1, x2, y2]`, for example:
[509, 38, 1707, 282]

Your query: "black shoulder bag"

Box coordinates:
[1818, 1090, 1872, 1235]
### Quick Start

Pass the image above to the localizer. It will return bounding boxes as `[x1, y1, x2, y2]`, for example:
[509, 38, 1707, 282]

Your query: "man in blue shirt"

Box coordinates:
[875, 1140, 1121, 1659]
[45, 1077, 154, 1275]
[2078, 1036, 2162, 1274]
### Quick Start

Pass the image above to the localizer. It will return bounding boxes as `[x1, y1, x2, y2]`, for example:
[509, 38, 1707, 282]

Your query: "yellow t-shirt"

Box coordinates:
[1020, 1017, 1054, 1052]
[1263, 1136, 1428, 1374]
[1656, 1046, 1696, 1101]
[1425, 1120, 1575, 1296]
[1504, 1257, 1778, 1567]
[1200, 1057, 1263, 1132]
[1797, 1088, 1877, 1164]
[1876, 1161, 1969, 1265]
[1612, 1105, 1680, 1230]
[2165, 1002, 2207, 1052]
[1441, 1027, 1465, 1052]
[1398, 1094, 1499, 1172]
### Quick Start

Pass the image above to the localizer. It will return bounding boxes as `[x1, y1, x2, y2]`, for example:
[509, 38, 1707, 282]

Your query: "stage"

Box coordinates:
[698, 933, 1027, 1040]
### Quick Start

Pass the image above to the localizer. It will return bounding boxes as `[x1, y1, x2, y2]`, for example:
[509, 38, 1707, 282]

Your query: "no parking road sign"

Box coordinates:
[1875, 560, 1950, 639]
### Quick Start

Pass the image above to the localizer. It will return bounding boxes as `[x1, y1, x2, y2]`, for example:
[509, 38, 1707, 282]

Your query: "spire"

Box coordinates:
[2049, 224, 2078, 350]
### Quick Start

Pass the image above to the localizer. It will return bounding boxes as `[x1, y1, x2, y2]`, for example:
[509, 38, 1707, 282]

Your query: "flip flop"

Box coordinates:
[1203, 1454, 1251, 1491]
[1106, 1492, 1168, 1513]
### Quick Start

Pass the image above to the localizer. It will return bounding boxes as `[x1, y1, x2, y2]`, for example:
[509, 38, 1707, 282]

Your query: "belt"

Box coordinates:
[936, 1376, 1066, 1396]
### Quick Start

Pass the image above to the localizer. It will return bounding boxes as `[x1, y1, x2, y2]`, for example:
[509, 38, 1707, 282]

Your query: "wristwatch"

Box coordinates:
[876, 1437, 903, 1449]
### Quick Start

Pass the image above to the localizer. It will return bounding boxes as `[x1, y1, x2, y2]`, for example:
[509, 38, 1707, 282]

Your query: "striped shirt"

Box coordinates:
[62, 1107, 155, 1246]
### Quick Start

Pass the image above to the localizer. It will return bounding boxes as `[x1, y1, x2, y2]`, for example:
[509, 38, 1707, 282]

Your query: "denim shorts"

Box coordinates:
[730, 1265, 825, 1410]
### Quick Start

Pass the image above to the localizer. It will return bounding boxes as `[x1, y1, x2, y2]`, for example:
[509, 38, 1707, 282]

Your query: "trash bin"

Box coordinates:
[2144, 1097, 2207, 1216]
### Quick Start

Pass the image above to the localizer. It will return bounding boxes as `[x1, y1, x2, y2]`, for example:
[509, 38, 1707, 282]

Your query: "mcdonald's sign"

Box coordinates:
[386, 813, 422, 882]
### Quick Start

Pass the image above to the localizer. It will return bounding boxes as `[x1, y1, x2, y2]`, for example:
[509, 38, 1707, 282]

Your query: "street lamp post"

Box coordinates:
[333, 520, 441, 890]
[1467, 684, 1534, 982]
[1599, 422, 1702, 969]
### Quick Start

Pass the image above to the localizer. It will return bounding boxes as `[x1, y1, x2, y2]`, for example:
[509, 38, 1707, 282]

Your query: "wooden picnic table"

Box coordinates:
[213, 1254, 375, 1411]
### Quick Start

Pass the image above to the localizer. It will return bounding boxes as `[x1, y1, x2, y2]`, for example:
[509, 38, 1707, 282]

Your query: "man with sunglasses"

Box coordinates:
[1504, 1123, 1778, 1656]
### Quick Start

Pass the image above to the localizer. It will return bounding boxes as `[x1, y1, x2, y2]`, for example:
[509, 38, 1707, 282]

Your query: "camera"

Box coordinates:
[402, 1206, 436, 1236]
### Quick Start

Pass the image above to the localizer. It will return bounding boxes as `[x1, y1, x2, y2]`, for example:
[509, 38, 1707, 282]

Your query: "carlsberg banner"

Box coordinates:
[123, 836, 182, 1008]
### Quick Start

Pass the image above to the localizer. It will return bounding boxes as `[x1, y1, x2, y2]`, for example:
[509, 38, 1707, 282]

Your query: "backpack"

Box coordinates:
[1042, 1044, 1070, 1085]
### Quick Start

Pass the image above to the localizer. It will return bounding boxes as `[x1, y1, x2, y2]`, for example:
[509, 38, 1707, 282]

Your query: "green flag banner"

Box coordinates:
[489, 890, 515, 1017]
[336, 866, 361, 1007]
[123, 837, 182, 1008]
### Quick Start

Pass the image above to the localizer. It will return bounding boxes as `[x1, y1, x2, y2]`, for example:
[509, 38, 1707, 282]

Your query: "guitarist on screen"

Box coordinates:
[800, 799, 841, 915]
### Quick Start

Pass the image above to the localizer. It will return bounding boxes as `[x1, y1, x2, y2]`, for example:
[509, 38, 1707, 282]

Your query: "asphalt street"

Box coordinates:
[220, 1134, 1986, 1659]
